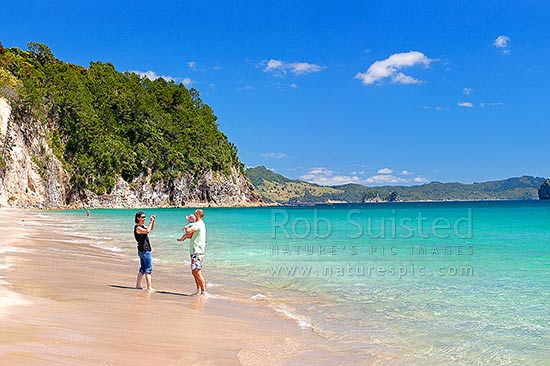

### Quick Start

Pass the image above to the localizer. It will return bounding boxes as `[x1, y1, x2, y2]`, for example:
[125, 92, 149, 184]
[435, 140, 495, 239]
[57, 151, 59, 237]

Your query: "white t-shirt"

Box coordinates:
[189, 220, 206, 254]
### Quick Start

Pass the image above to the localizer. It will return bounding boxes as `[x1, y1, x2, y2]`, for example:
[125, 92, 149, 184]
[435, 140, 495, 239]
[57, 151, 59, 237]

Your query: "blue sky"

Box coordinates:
[2, 1, 549, 186]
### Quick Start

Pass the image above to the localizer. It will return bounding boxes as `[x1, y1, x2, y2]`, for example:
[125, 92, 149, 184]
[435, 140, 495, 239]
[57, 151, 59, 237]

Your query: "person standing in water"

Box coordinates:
[185, 209, 206, 295]
[134, 211, 156, 291]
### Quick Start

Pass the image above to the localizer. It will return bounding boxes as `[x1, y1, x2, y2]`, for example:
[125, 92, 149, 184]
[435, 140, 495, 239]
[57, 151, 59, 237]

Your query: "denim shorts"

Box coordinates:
[138, 251, 153, 274]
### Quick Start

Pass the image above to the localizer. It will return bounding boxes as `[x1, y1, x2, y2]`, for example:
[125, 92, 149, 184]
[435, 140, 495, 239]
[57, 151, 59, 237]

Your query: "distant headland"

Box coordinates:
[246, 166, 548, 204]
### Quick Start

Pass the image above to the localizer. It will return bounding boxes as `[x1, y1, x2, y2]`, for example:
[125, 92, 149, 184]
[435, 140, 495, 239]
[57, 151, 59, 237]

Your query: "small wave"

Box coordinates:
[203, 292, 227, 300]
[29, 235, 126, 256]
[31, 237, 87, 245]
[94, 245, 122, 253]
[206, 282, 221, 288]
[273, 304, 312, 330]
[52, 222, 80, 227]
[251, 293, 267, 301]
[71, 232, 114, 241]
[21, 220, 45, 227]
[87, 240, 123, 253]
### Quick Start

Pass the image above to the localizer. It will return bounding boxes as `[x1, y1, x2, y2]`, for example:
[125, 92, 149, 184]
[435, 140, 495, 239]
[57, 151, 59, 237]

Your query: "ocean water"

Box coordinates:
[41, 201, 549, 365]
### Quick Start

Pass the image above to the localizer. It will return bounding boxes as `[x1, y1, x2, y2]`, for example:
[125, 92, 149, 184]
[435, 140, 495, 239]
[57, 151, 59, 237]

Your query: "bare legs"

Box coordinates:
[136, 272, 154, 291]
[192, 268, 206, 295]
[192, 272, 200, 294]
[137, 251, 154, 291]
[145, 274, 153, 291]
[136, 272, 143, 289]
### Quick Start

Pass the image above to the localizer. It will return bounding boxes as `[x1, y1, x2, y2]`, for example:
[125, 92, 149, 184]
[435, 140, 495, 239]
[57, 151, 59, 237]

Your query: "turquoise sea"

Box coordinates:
[43, 201, 549, 365]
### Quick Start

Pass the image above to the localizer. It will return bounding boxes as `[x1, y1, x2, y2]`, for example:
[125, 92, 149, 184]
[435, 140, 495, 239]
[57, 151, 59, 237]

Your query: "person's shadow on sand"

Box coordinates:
[109, 284, 194, 297]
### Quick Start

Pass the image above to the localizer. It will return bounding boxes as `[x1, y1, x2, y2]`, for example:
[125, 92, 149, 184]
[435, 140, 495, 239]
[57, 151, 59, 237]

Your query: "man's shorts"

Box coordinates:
[190, 253, 204, 271]
[138, 251, 153, 274]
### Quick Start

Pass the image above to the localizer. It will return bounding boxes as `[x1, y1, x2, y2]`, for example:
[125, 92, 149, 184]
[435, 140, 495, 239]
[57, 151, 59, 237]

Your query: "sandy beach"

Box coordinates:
[0, 209, 329, 366]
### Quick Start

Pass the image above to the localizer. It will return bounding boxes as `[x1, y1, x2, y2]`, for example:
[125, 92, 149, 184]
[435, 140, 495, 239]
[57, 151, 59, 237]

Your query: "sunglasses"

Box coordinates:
[139, 215, 146, 218]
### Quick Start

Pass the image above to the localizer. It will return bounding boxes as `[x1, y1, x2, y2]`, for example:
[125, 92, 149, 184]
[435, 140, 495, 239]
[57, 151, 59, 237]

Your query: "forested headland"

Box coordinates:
[0, 42, 259, 207]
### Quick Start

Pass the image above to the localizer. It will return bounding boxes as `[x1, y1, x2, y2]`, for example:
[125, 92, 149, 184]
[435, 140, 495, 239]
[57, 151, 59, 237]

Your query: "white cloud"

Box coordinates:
[463, 87, 473, 95]
[365, 175, 406, 184]
[392, 72, 419, 84]
[480, 101, 502, 108]
[265, 59, 284, 73]
[187, 61, 197, 70]
[290, 83, 298, 89]
[289, 62, 324, 75]
[423, 105, 445, 111]
[260, 152, 288, 159]
[300, 167, 360, 186]
[300, 167, 429, 187]
[377, 168, 394, 174]
[131, 70, 173, 82]
[263, 59, 325, 76]
[364, 174, 428, 185]
[355, 51, 434, 85]
[131, 70, 192, 85]
[237, 85, 253, 91]
[308, 167, 331, 175]
[494, 35, 511, 53]
[458, 101, 473, 108]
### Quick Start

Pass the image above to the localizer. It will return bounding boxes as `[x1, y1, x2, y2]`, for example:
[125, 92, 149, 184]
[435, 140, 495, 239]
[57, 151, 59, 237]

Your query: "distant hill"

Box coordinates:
[246, 167, 341, 203]
[245, 166, 546, 203]
[246, 166, 290, 186]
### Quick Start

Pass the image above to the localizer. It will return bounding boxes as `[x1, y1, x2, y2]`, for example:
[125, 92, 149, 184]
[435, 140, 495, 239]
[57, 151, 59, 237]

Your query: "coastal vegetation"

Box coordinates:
[0, 42, 242, 196]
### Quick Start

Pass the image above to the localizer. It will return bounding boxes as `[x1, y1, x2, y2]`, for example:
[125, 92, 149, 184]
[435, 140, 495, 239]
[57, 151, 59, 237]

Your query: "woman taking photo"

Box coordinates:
[134, 211, 156, 291]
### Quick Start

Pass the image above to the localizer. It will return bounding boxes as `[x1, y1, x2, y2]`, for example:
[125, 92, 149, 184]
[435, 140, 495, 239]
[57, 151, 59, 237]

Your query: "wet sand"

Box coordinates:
[0, 209, 329, 365]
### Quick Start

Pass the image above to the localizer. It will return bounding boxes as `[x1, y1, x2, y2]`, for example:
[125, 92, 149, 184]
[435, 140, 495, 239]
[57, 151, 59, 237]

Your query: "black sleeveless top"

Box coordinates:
[134, 224, 152, 252]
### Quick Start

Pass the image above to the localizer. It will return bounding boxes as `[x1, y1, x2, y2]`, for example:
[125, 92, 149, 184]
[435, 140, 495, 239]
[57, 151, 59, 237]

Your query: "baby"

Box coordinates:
[177, 214, 196, 242]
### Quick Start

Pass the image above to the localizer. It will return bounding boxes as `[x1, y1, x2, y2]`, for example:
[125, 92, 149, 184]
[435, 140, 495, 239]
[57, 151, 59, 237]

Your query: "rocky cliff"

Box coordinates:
[0, 97, 262, 208]
[538, 179, 550, 200]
